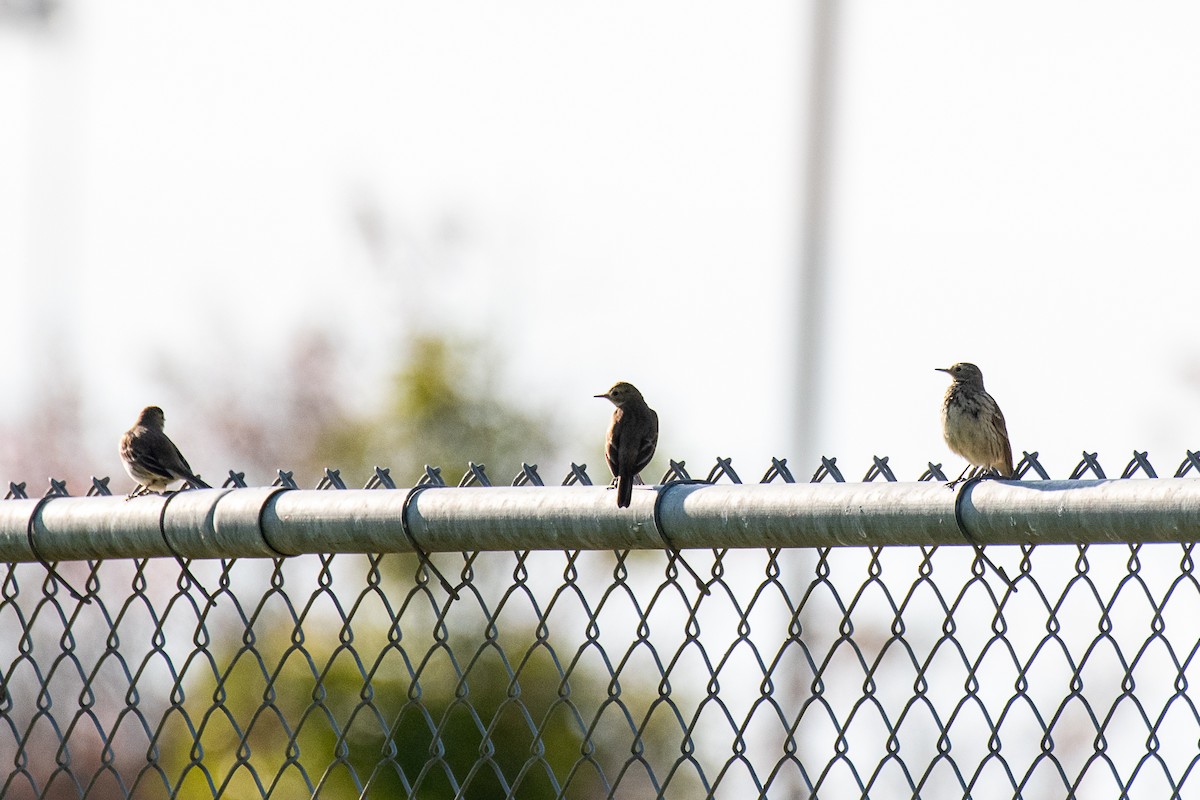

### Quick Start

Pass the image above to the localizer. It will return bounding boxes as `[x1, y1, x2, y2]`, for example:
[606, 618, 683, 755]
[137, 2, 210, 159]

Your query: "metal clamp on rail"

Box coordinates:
[28, 493, 89, 604]
[953, 475, 1017, 593]
[402, 485, 461, 600]
[158, 490, 216, 607]
[159, 486, 294, 559]
[159, 486, 300, 607]
[653, 481, 713, 596]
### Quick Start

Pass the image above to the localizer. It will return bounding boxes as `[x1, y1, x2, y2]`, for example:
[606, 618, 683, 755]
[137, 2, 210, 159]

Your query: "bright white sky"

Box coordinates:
[2, 1, 1199, 486]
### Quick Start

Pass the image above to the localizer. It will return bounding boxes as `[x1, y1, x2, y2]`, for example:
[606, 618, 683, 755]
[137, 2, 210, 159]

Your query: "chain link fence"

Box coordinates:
[3, 449, 1200, 798]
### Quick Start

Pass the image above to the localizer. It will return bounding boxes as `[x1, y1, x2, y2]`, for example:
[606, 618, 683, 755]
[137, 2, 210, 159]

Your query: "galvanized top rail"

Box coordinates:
[3, 477, 1200, 564]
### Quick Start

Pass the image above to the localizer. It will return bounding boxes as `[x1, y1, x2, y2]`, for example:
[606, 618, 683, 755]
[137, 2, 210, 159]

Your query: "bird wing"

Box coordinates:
[991, 403, 1015, 475]
[124, 432, 175, 481]
[607, 405, 659, 479]
[612, 406, 658, 478]
[132, 429, 198, 482]
[604, 415, 621, 476]
[629, 407, 658, 476]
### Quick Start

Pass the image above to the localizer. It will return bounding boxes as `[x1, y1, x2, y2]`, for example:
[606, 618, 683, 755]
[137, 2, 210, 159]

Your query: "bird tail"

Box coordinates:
[187, 475, 211, 489]
[616, 475, 633, 508]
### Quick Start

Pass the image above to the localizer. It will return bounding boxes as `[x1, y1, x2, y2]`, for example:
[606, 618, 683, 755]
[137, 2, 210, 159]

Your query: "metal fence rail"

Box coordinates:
[2, 450, 1200, 799]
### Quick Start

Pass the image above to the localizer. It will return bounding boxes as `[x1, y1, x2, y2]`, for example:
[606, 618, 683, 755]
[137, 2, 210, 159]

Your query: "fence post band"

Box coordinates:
[652, 480, 713, 596]
[160, 487, 294, 558]
[402, 485, 461, 600]
[954, 475, 1017, 592]
[27, 494, 89, 603]
[158, 490, 216, 606]
[248, 486, 296, 558]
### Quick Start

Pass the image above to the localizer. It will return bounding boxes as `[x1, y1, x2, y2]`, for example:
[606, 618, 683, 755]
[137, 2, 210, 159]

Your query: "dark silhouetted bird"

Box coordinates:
[120, 406, 210, 499]
[596, 382, 658, 508]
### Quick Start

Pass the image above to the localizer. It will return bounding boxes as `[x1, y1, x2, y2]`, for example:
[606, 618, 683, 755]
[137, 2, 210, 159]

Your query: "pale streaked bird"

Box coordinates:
[937, 362, 1014, 487]
[596, 381, 658, 508]
[120, 406, 210, 499]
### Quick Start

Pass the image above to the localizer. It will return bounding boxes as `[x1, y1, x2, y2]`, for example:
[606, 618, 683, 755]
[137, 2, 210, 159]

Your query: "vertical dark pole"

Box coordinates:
[791, 4, 839, 797]
[796, 0, 839, 467]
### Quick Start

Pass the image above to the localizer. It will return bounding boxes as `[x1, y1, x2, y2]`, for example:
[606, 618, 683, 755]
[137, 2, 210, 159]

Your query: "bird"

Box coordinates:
[120, 406, 211, 499]
[936, 362, 1014, 486]
[596, 381, 659, 508]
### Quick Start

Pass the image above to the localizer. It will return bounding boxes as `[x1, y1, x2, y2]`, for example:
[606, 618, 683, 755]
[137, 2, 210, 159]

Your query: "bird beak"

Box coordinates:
[594, 393, 608, 399]
[935, 368, 950, 374]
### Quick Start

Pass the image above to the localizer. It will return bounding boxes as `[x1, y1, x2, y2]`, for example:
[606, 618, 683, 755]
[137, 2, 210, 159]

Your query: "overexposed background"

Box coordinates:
[2, 1, 1199, 487]
[3, 6, 1199, 798]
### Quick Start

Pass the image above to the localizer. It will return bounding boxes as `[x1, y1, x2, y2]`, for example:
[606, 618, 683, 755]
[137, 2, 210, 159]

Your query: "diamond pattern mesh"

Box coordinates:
[2, 451, 1199, 799]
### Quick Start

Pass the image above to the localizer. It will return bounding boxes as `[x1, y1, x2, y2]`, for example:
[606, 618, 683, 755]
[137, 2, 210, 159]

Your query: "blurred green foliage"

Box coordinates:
[316, 335, 555, 485]
[154, 334, 674, 799]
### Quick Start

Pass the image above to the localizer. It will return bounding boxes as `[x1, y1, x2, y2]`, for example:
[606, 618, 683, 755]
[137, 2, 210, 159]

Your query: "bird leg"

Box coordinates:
[945, 464, 974, 489]
[606, 475, 646, 489]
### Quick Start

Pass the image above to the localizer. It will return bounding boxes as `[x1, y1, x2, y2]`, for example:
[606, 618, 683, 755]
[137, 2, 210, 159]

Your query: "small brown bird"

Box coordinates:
[120, 406, 210, 498]
[596, 381, 659, 508]
[937, 362, 1014, 486]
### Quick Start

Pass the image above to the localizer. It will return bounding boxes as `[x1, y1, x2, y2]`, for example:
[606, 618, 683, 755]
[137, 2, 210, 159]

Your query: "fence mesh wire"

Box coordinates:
[3, 450, 1200, 799]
